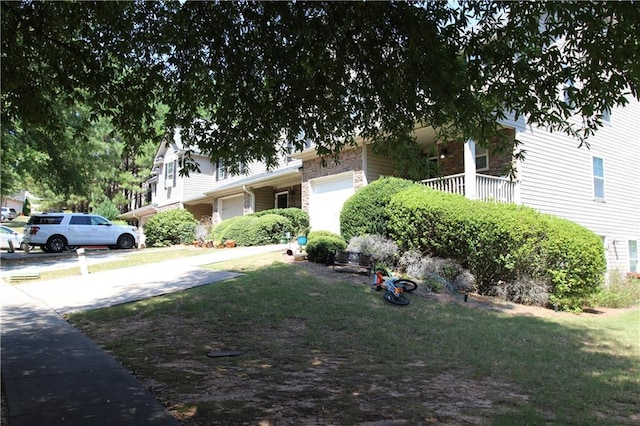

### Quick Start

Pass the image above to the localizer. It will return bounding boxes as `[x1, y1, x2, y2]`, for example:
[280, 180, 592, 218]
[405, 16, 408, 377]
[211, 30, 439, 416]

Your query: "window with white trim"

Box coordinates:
[475, 145, 489, 171]
[592, 156, 605, 200]
[164, 160, 176, 188]
[629, 240, 638, 273]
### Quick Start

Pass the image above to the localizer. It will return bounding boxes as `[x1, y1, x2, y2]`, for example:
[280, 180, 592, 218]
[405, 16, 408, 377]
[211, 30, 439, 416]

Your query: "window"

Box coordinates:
[630, 240, 638, 273]
[70, 216, 91, 225]
[592, 156, 605, 200]
[602, 107, 611, 124]
[217, 161, 227, 180]
[276, 191, 289, 209]
[217, 160, 245, 180]
[164, 160, 176, 188]
[90, 215, 110, 226]
[475, 145, 489, 171]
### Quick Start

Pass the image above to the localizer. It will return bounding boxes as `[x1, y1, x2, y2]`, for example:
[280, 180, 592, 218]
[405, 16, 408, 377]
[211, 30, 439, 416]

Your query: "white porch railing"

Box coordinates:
[421, 173, 519, 204]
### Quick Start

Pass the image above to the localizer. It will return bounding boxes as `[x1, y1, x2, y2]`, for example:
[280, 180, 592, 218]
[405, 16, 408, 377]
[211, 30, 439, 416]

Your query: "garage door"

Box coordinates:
[309, 173, 354, 234]
[220, 195, 244, 221]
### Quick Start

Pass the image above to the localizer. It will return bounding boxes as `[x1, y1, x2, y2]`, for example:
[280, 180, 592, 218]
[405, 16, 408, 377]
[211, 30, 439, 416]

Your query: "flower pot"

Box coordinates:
[225, 240, 236, 248]
[297, 236, 307, 246]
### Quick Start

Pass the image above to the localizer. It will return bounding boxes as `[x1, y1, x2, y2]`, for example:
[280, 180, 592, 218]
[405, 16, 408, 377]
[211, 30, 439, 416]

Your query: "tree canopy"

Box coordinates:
[2, 1, 639, 194]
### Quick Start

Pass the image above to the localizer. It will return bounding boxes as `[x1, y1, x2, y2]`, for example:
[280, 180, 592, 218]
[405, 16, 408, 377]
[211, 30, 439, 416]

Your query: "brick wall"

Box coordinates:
[437, 129, 515, 178]
[301, 147, 365, 211]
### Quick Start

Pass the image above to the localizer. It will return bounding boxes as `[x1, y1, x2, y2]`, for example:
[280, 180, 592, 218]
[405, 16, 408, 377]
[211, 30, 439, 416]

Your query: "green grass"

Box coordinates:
[68, 253, 640, 424]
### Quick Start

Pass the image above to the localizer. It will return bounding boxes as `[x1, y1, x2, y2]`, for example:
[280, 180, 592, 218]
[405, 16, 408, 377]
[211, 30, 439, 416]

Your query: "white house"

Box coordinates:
[122, 101, 640, 274]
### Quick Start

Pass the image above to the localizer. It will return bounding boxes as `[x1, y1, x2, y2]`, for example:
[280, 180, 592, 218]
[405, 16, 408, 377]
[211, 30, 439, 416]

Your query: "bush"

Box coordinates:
[493, 277, 550, 306]
[306, 232, 346, 264]
[346, 234, 399, 268]
[588, 274, 640, 308]
[398, 250, 476, 293]
[308, 230, 343, 241]
[387, 185, 606, 310]
[247, 214, 293, 245]
[210, 215, 258, 246]
[210, 214, 293, 246]
[340, 176, 416, 241]
[144, 209, 197, 247]
[253, 208, 309, 235]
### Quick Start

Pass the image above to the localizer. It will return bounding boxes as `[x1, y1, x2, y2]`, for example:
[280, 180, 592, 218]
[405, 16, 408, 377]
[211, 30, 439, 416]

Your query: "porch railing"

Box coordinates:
[421, 173, 519, 204]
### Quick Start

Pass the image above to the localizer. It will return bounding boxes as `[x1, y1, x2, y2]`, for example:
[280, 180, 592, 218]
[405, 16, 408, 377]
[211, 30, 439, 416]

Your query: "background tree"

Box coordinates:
[2, 1, 639, 193]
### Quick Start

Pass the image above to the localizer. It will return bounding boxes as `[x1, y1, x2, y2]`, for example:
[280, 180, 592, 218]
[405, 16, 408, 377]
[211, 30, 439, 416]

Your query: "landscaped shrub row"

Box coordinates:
[253, 208, 309, 236]
[386, 185, 606, 310]
[210, 208, 308, 246]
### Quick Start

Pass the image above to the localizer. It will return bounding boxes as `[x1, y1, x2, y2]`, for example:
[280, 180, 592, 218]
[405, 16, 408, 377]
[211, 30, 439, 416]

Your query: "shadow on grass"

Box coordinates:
[65, 260, 639, 425]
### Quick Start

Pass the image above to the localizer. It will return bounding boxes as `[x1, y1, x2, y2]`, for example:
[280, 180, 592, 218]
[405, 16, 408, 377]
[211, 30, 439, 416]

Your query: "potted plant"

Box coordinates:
[296, 226, 309, 246]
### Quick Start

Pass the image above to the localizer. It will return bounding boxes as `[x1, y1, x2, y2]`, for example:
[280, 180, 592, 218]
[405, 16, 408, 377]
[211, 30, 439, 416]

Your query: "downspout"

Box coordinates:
[243, 185, 255, 214]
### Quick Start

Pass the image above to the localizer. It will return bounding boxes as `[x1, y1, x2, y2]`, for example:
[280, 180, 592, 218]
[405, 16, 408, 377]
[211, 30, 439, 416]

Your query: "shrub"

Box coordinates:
[247, 214, 293, 245]
[308, 230, 343, 241]
[398, 250, 476, 293]
[253, 208, 309, 235]
[306, 232, 346, 264]
[346, 234, 399, 269]
[340, 176, 416, 241]
[144, 209, 197, 247]
[588, 274, 640, 308]
[387, 185, 605, 310]
[493, 278, 551, 306]
[210, 215, 258, 246]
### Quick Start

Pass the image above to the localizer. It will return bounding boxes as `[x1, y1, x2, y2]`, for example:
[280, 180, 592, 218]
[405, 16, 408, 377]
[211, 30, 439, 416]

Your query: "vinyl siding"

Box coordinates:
[364, 145, 395, 184]
[517, 100, 640, 272]
[182, 157, 216, 200]
[255, 187, 275, 211]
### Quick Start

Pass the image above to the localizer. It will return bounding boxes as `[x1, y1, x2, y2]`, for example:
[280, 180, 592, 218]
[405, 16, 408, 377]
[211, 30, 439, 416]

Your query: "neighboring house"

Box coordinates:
[1, 190, 26, 216]
[123, 101, 640, 275]
[120, 130, 304, 245]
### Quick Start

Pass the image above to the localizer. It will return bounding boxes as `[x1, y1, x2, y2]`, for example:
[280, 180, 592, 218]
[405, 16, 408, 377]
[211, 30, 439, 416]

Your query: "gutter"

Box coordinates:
[243, 185, 255, 214]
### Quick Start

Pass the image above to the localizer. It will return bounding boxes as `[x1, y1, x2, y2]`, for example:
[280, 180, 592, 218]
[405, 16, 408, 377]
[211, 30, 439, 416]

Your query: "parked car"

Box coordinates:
[1, 207, 18, 221]
[23, 213, 139, 253]
[0, 225, 23, 250]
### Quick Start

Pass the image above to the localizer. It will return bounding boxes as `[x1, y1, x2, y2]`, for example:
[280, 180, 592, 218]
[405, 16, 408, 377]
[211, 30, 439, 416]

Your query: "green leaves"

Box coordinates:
[3, 1, 639, 186]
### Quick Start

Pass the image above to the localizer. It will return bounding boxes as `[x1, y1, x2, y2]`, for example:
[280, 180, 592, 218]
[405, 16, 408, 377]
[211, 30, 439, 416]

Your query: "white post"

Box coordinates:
[77, 248, 89, 275]
[464, 139, 477, 200]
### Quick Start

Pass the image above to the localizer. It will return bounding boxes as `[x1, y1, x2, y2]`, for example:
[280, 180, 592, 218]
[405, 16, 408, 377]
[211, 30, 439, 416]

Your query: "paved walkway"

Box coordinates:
[1, 245, 288, 425]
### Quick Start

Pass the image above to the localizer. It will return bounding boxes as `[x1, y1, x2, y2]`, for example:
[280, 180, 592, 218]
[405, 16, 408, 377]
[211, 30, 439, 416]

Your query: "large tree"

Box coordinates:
[2, 1, 639, 190]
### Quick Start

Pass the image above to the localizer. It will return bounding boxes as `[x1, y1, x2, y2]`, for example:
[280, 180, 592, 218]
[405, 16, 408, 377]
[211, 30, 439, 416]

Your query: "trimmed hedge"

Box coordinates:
[253, 208, 309, 235]
[247, 214, 292, 245]
[210, 213, 294, 246]
[340, 176, 417, 241]
[144, 209, 197, 247]
[306, 231, 346, 264]
[210, 215, 258, 246]
[387, 185, 606, 310]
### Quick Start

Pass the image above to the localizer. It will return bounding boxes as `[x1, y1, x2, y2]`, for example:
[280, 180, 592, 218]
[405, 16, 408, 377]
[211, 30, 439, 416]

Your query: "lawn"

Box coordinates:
[67, 252, 640, 425]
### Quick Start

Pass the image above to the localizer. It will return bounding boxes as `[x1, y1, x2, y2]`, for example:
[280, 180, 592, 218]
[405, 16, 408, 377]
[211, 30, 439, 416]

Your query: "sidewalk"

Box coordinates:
[1, 244, 287, 425]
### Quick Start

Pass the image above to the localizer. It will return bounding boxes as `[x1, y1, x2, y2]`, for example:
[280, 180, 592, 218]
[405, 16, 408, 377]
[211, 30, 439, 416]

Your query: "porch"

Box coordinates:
[422, 173, 520, 204]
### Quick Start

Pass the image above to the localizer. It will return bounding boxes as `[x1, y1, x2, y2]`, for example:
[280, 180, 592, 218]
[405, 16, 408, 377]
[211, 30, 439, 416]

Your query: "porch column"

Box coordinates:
[464, 139, 477, 200]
